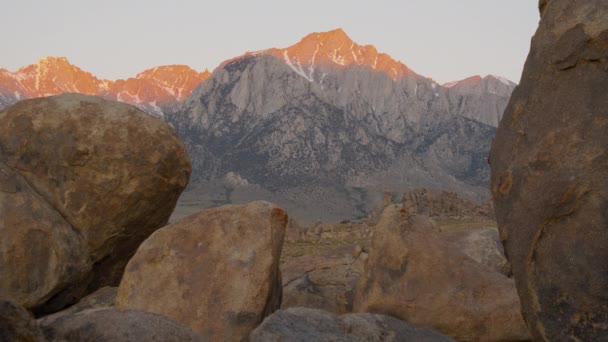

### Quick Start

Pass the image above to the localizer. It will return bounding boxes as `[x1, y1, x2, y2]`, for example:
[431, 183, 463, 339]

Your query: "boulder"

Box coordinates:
[0, 94, 191, 305]
[281, 244, 367, 313]
[250, 307, 453, 342]
[0, 163, 90, 312]
[354, 205, 530, 341]
[39, 308, 204, 342]
[38, 287, 117, 325]
[117, 201, 287, 341]
[0, 299, 46, 342]
[489, 1, 608, 340]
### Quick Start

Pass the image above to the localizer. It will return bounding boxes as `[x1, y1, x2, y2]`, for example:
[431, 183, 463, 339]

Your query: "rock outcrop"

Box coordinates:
[402, 188, 494, 219]
[0, 300, 46, 342]
[250, 307, 453, 342]
[39, 308, 204, 342]
[0, 94, 191, 312]
[117, 201, 287, 341]
[354, 205, 529, 341]
[281, 244, 368, 314]
[489, 0, 608, 340]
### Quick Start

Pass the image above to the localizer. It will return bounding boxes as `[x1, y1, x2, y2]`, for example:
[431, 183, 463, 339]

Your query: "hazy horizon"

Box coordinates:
[3, 0, 539, 84]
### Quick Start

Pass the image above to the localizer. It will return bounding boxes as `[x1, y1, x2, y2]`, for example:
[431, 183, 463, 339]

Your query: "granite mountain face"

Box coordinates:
[0, 30, 514, 222]
[0, 57, 210, 116]
[171, 29, 515, 223]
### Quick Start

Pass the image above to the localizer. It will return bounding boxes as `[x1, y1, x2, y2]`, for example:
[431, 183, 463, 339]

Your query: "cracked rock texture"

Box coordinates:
[0, 163, 91, 311]
[489, 0, 608, 340]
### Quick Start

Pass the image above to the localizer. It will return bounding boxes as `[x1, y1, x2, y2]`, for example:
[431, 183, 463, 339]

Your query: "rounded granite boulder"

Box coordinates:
[0, 93, 191, 311]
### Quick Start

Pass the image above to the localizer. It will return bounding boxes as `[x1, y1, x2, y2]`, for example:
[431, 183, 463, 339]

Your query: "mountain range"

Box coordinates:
[0, 29, 516, 223]
[0, 57, 210, 116]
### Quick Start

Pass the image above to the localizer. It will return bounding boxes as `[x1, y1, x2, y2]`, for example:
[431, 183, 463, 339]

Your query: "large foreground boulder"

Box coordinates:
[250, 307, 453, 342]
[117, 201, 287, 341]
[39, 308, 204, 342]
[0, 94, 191, 311]
[0, 162, 91, 312]
[281, 244, 367, 313]
[0, 299, 46, 342]
[354, 205, 530, 341]
[489, 1, 608, 340]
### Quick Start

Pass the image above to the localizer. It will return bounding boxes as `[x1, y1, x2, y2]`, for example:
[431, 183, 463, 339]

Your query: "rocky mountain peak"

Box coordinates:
[14, 56, 101, 97]
[131, 65, 211, 102]
[236, 29, 415, 82]
[443, 75, 483, 88]
[444, 74, 516, 97]
[34, 56, 72, 68]
[0, 58, 210, 116]
[110, 65, 210, 111]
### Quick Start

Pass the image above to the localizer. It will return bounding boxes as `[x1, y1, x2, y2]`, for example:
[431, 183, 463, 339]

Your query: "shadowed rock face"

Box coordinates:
[489, 1, 608, 340]
[0, 300, 46, 342]
[38, 308, 204, 342]
[117, 201, 287, 342]
[250, 307, 454, 342]
[38, 287, 117, 326]
[0, 94, 191, 313]
[281, 244, 368, 314]
[0, 163, 91, 311]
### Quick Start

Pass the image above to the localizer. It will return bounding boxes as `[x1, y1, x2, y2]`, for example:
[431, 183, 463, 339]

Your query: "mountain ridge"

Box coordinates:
[170, 30, 516, 222]
[0, 29, 516, 222]
[0, 57, 210, 116]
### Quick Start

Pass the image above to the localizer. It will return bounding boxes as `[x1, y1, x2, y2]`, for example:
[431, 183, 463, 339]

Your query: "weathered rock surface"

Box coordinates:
[489, 1, 608, 340]
[443, 228, 510, 276]
[38, 287, 117, 326]
[39, 308, 204, 342]
[250, 307, 453, 342]
[0, 299, 46, 342]
[117, 201, 287, 341]
[0, 94, 191, 299]
[354, 205, 530, 341]
[0, 163, 90, 312]
[281, 244, 368, 314]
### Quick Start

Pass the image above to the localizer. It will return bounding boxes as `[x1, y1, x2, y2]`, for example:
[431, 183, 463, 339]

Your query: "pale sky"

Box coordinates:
[2, 0, 539, 84]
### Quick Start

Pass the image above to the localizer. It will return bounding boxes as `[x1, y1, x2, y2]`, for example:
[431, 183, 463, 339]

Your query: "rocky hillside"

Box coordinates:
[0, 57, 210, 116]
[171, 29, 515, 223]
